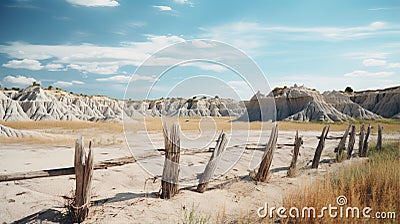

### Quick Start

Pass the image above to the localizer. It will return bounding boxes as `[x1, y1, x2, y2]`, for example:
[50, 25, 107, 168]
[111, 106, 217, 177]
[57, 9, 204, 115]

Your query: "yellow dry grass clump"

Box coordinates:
[282, 141, 399, 223]
[0, 120, 123, 132]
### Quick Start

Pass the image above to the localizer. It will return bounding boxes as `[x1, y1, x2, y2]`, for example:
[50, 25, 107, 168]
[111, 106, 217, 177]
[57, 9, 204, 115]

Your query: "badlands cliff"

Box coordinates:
[0, 85, 399, 122]
[350, 86, 400, 118]
[0, 86, 246, 122]
[239, 86, 398, 122]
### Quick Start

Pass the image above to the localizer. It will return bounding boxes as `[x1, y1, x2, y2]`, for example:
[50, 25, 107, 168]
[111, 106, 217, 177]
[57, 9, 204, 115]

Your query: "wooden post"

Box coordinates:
[358, 124, 365, 157]
[362, 124, 372, 157]
[336, 124, 351, 162]
[347, 125, 356, 159]
[287, 131, 303, 177]
[161, 123, 181, 199]
[197, 131, 228, 193]
[311, 125, 330, 169]
[376, 125, 383, 150]
[72, 137, 94, 223]
[255, 124, 278, 182]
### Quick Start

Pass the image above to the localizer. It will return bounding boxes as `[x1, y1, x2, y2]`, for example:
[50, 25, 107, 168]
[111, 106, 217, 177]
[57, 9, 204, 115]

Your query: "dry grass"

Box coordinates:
[0, 136, 75, 145]
[0, 120, 123, 133]
[1, 118, 399, 146]
[1, 118, 399, 133]
[0, 121, 124, 146]
[282, 141, 400, 223]
[278, 119, 400, 133]
[137, 117, 271, 132]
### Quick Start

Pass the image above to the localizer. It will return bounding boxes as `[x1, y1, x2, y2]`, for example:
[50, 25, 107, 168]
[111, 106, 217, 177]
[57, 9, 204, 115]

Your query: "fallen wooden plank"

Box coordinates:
[317, 135, 344, 140]
[245, 143, 294, 150]
[94, 156, 135, 169]
[0, 156, 136, 182]
[0, 167, 75, 182]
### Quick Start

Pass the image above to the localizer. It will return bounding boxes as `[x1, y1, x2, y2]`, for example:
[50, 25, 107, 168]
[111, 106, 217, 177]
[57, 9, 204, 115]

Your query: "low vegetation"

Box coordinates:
[283, 141, 399, 223]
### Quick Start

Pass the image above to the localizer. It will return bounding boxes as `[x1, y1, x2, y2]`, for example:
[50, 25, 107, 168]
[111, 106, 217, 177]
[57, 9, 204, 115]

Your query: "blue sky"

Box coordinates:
[0, 0, 399, 99]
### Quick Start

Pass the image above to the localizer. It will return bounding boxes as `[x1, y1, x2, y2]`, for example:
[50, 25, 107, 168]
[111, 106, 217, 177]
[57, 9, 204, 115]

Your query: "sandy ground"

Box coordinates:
[0, 124, 397, 223]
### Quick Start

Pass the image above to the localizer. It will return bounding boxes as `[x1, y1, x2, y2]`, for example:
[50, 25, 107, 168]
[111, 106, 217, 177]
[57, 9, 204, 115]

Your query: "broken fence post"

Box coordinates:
[287, 130, 303, 177]
[255, 124, 278, 182]
[161, 123, 181, 199]
[362, 124, 372, 157]
[311, 125, 330, 169]
[358, 124, 365, 157]
[376, 124, 383, 150]
[336, 124, 351, 162]
[72, 137, 94, 223]
[347, 125, 356, 159]
[197, 131, 228, 193]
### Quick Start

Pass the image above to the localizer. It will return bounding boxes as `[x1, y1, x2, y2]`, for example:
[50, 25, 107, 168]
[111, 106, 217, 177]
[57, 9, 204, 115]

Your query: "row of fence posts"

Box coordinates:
[70, 123, 383, 222]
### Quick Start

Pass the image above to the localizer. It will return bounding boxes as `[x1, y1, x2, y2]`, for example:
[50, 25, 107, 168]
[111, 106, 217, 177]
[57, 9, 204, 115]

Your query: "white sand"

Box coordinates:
[0, 129, 381, 223]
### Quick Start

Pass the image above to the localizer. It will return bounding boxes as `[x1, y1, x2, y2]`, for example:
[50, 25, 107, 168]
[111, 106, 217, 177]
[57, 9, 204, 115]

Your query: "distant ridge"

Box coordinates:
[0, 86, 245, 121]
[238, 85, 399, 122]
[0, 85, 399, 122]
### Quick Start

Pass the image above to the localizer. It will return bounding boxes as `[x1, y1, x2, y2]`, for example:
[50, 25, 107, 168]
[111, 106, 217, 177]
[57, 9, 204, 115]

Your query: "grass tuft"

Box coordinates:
[282, 141, 399, 223]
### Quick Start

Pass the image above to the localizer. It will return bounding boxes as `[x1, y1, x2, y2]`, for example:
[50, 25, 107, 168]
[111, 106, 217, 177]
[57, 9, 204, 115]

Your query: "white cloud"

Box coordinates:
[45, 63, 65, 71]
[362, 58, 387, 67]
[96, 75, 130, 83]
[173, 0, 187, 4]
[368, 7, 400, 11]
[53, 80, 85, 87]
[191, 40, 216, 48]
[2, 59, 67, 71]
[0, 35, 185, 75]
[3, 75, 37, 87]
[388, 62, 400, 68]
[131, 74, 157, 82]
[226, 80, 254, 99]
[96, 74, 156, 83]
[152, 5, 172, 11]
[182, 62, 228, 72]
[68, 63, 120, 75]
[3, 59, 43, 70]
[173, 0, 193, 6]
[344, 70, 394, 77]
[202, 21, 400, 51]
[66, 0, 119, 7]
[344, 52, 390, 59]
[72, 80, 85, 85]
[128, 21, 146, 28]
[368, 8, 389, 11]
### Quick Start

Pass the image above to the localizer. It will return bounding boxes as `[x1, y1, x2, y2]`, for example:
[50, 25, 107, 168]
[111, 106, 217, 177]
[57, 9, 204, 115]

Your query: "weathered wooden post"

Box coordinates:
[255, 124, 278, 182]
[362, 124, 372, 157]
[336, 124, 351, 162]
[376, 125, 383, 150]
[311, 125, 329, 169]
[197, 131, 228, 193]
[347, 125, 356, 159]
[287, 131, 303, 177]
[358, 124, 365, 157]
[161, 123, 181, 199]
[72, 137, 94, 223]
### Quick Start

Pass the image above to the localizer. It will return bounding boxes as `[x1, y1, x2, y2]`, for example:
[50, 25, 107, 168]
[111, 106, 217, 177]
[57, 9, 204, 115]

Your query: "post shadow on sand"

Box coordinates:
[92, 192, 151, 206]
[186, 166, 290, 192]
[11, 208, 72, 224]
[12, 192, 154, 223]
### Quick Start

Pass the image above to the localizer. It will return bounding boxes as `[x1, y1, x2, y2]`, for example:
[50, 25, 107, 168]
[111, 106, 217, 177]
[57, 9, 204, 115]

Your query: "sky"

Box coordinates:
[0, 0, 399, 100]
